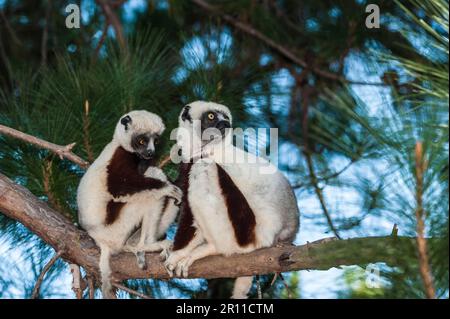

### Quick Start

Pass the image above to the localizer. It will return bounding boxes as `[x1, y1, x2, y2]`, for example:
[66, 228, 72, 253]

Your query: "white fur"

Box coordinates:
[165, 101, 300, 298]
[77, 110, 180, 299]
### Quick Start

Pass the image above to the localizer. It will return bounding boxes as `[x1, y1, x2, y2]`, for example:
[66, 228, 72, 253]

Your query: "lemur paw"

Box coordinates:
[164, 251, 185, 277]
[168, 185, 182, 205]
[175, 256, 193, 278]
[160, 247, 171, 261]
[158, 240, 173, 261]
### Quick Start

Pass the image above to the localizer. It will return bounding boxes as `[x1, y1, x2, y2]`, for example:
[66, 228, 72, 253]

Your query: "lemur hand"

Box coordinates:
[167, 184, 182, 205]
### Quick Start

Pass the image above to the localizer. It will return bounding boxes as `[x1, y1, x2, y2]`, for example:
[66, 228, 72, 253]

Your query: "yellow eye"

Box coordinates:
[139, 139, 145, 145]
[208, 113, 215, 120]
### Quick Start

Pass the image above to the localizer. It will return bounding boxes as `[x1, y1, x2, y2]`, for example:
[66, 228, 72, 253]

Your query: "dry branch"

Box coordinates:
[1, 172, 419, 284]
[112, 283, 152, 299]
[0, 124, 89, 168]
[414, 142, 436, 298]
[31, 250, 64, 299]
[1, 123, 171, 170]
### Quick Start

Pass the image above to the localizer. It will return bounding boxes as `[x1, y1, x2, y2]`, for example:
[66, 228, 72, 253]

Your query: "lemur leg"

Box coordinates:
[157, 198, 178, 238]
[99, 244, 116, 299]
[175, 243, 217, 278]
[154, 198, 179, 260]
[123, 207, 161, 270]
[164, 230, 205, 277]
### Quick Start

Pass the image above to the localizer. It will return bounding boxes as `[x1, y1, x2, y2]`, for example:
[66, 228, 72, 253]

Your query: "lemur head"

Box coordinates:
[178, 101, 232, 144]
[113, 110, 165, 160]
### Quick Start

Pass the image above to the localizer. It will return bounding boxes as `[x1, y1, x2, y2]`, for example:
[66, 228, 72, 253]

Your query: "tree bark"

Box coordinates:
[0, 172, 416, 284]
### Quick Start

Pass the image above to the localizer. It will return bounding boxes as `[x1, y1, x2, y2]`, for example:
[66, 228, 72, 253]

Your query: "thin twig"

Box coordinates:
[31, 250, 64, 299]
[70, 264, 84, 299]
[158, 155, 172, 168]
[270, 273, 278, 287]
[297, 75, 341, 240]
[278, 273, 293, 299]
[87, 276, 95, 299]
[304, 151, 342, 239]
[82, 101, 95, 162]
[0, 124, 89, 168]
[96, 0, 126, 50]
[41, 0, 51, 67]
[292, 159, 355, 189]
[391, 224, 398, 237]
[112, 283, 152, 299]
[93, 22, 110, 62]
[1, 9, 22, 46]
[191, 0, 386, 86]
[414, 142, 435, 299]
[256, 275, 262, 299]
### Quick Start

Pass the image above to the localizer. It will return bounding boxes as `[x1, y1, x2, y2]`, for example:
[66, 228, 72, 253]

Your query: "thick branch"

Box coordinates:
[1, 173, 418, 283]
[0, 124, 89, 169]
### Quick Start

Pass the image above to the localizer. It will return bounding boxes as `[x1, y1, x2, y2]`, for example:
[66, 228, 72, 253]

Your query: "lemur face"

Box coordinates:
[200, 110, 231, 138]
[115, 110, 165, 159]
[180, 101, 233, 143]
[130, 132, 160, 160]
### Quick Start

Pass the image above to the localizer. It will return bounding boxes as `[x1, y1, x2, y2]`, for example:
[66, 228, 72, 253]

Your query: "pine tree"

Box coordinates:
[0, 0, 448, 299]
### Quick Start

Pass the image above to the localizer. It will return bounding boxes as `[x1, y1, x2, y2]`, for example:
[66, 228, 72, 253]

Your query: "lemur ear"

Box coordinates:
[120, 115, 132, 130]
[181, 105, 192, 123]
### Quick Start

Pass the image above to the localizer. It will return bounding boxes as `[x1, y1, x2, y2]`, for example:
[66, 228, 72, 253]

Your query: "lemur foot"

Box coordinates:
[136, 251, 146, 270]
[159, 247, 171, 261]
[175, 256, 193, 278]
[164, 250, 186, 277]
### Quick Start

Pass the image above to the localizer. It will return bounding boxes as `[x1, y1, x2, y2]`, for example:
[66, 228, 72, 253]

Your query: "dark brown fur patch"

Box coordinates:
[173, 162, 196, 251]
[216, 164, 256, 246]
[107, 146, 165, 198]
[161, 196, 170, 213]
[105, 200, 126, 225]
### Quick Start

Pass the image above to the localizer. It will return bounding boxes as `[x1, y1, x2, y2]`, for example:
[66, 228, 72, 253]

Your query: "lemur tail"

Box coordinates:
[99, 245, 115, 299]
[231, 276, 253, 299]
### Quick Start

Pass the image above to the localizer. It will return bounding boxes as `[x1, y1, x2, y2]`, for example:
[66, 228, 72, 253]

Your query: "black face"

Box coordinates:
[131, 133, 161, 160]
[200, 110, 231, 141]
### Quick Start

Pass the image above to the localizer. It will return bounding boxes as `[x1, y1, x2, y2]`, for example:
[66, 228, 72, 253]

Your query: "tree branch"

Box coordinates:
[96, 0, 126, 51]
[112, 283, 152, 299]
[0, 124, 89, 169]
[40, 0, 51, 67]
[414, 142, 436, 299]
[1, 172, 419, 284]
[304, 151, 342, 239]
[191, 0, 386, 86]
[31, 250, 64, 299]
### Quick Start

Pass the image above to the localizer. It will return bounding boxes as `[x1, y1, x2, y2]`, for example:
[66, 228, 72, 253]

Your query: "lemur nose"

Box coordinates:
[216, 121, 231, 130]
